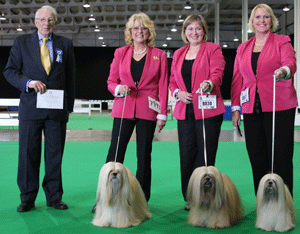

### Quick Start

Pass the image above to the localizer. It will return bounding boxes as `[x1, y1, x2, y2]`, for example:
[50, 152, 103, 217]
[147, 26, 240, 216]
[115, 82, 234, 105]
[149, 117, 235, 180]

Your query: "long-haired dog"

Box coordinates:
[256, 173, 295, 232]
[92, 162, 151, 228]
[187, 166, 243, 228]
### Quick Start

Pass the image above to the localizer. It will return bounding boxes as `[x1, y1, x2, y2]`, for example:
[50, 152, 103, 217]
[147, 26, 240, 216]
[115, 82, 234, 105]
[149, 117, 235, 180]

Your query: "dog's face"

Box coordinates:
[108, 169, 123, 192]
[100, 162, 130, 205]
[187, 166, 226, 211]
[107, 169, 124, 205]
[263, 178, 278, 202]
[200, 174, 216, 207]
[257, 173, 286, 206]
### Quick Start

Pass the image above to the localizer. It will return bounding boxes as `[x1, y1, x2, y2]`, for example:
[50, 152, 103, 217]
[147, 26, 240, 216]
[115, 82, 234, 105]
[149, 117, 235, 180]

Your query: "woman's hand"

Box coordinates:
[157, 119, 166, 132]
[177, 91, 193, 104]
[119, 85, 130, 96]
[274, 68, 287, 81]
[232, 110, 241, 127]
[198, 82, 210, 93]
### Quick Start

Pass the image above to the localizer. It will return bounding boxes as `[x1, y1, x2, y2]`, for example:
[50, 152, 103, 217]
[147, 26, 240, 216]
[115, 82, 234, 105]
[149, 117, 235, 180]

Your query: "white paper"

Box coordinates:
[37, 89, 64, 109]
[148, 96, 161, 113]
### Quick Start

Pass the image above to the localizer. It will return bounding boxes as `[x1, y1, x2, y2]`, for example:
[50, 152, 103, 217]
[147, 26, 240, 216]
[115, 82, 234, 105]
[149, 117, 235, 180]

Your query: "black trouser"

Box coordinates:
[106, 118, 156, 201]
[177, 104, 223, 201]
[18, 118, 67, 203]
[243, 108, 295, 196]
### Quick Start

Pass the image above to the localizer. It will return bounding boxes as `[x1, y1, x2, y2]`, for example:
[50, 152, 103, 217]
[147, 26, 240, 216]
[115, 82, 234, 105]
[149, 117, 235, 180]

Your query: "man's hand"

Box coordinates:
[28, 80, 47, 94]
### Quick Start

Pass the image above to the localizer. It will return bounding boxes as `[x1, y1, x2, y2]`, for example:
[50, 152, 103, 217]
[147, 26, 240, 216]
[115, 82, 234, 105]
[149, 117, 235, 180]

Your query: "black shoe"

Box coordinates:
[17, 201, 35, 212]
[184, 204, 190, 211]
[92, 204, 96, 213]
[47, 200, 68, 210]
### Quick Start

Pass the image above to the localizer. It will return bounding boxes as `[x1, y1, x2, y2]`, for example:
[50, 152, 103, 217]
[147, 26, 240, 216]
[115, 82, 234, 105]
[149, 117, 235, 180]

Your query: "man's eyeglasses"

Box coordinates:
[37, 18, 55, 23]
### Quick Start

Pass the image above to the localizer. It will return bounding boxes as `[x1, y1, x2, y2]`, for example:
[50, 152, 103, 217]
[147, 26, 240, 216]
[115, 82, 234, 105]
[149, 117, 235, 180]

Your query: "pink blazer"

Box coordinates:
[231, 32, 297, 113]
[169, 42, 226, 120]
[107, 45, 169, 121]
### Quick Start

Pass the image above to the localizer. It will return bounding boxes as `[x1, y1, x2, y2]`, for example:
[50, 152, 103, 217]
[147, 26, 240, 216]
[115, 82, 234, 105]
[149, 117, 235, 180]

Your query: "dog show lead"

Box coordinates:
[114, 91, 129, 163]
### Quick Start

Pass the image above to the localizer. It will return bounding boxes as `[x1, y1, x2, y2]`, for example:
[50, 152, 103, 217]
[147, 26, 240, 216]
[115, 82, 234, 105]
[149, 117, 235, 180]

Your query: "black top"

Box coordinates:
[251, 52, 260, 76]
[131, 55, 146, 86]
[252, 52, 262, 114]
[181, 59, 195, 93]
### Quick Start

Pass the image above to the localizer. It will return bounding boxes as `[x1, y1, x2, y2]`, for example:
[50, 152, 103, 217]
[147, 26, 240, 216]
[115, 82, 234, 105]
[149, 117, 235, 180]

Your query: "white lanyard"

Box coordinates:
[271, 75, 276, 173]
[114, 94, 127, 162]
[200, 89, 208, 166]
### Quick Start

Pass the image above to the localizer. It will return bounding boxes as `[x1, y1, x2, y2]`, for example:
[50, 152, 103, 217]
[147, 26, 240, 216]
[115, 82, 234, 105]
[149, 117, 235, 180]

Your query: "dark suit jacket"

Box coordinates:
[3, 30, 75, 122]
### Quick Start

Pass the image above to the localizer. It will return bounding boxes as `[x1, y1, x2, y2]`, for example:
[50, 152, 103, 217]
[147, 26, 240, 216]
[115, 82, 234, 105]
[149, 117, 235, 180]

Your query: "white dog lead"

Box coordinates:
[196, 88, 208, 167]
[114, 92, 128, 163]
[271, 75, 276, 174]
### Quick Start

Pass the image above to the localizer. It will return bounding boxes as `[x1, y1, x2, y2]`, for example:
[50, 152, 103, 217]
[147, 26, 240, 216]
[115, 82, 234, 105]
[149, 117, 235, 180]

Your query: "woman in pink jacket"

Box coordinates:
[231, 4, 297, 195]
[106, 13, 168, 202]
[169, 14, 225, 210]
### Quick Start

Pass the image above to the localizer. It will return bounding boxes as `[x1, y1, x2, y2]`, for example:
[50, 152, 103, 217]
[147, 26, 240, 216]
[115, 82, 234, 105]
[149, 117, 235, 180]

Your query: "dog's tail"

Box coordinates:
[285, 185, 296, 224]
[125, 167, 152, 220]
[223, 174, 243, 224]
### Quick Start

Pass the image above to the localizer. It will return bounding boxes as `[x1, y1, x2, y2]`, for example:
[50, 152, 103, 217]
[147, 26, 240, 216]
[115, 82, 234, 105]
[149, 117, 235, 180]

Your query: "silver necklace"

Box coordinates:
[255, 42, 265, 46]
[133, 47, 147, 55]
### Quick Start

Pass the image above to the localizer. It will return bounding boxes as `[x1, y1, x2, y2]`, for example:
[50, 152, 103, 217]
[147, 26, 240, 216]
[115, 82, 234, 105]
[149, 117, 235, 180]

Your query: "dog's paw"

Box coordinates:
[213, 223, 227, 229]
[256, 224, 272, 232]
[92, 220, 110, 227]
[275, 224, 294, 232]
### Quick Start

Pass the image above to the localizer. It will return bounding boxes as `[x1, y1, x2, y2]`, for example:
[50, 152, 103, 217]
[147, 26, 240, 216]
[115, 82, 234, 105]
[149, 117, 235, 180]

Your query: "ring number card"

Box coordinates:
[240, 88, 249, 104]
[198, 95, 217, 109]
[148, 96, 161, 113]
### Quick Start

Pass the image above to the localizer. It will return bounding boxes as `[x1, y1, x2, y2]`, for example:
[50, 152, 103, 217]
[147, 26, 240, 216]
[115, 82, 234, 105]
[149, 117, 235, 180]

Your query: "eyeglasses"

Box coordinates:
[132, 27, 149, 31]
[186, 26, 203, 31]
[37, 18, 55, 23]
[255, 15, 270, 19]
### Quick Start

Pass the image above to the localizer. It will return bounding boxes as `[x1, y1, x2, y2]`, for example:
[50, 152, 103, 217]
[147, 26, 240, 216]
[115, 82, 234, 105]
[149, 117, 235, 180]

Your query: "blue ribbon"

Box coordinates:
[55, 48, 63, 63]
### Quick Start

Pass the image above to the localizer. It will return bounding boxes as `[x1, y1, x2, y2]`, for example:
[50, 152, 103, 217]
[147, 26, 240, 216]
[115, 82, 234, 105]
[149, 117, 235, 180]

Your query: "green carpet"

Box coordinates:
[1, 141, 299, 233]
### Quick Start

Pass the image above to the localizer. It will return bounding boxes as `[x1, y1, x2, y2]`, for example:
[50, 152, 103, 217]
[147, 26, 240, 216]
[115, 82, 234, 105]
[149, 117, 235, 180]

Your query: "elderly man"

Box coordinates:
[3, 5, 75, 212]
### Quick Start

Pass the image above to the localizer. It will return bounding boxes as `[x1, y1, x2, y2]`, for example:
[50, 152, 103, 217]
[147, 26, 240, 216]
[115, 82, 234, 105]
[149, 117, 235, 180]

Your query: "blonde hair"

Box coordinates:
[124, 13, 156, 47]
[181, 14, 208, 44]
[248, 4, 278, 33]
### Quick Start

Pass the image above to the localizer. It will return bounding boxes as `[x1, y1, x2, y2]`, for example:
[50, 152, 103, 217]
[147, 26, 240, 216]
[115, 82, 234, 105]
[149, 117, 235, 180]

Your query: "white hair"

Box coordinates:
[35, 5, 58, 22]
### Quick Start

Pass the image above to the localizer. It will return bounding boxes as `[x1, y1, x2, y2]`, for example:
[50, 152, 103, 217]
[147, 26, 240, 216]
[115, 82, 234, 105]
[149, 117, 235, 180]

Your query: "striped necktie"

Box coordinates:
[41, 37, 51, 75]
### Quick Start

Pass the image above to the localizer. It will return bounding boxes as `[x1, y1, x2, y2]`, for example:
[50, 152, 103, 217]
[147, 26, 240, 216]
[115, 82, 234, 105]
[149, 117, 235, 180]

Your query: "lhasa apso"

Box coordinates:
[92, 162, 151, 228]
[187, 166, 243, 228]
[256, 173, 295, 232]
